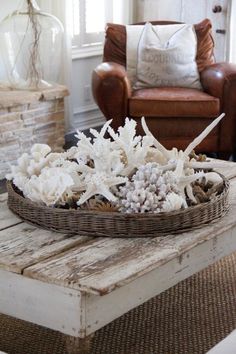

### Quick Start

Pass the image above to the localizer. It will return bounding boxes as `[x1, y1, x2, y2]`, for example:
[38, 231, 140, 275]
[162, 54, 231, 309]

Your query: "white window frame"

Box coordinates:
[72, 0, 133, 59]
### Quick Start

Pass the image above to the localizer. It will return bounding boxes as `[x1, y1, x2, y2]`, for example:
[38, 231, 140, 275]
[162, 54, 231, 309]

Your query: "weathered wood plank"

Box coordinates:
[1, 219, 236, 339]
[0, 223, 92, 273]
[24, 178, 236, 295]
[228, 178, 236, 204]
[0, 193, 22, 230]
[84, 224, 236, 334]
[24, 237, 178, 294]
[0, 269, 84, 337]
[64, 203, 236, 295]
[213, 159, 236, 180]
[78, 179, 236, 294]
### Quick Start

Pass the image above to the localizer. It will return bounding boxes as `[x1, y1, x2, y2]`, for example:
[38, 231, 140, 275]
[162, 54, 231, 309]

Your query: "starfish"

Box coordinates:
[77, 172, 127, 206]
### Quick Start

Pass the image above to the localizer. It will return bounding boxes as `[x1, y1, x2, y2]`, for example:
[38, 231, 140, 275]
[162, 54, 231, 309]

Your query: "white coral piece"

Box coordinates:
[72, 122, 128, 204]
[202, 172, 223, 185]
[117, 163, 186, 213]
[6, 153, 31, 181]
[162, 192, 187, 212]
[76, 121, 124, 176]
[12, 174, 29, 194]
[24, 168, 74, 206]
[30, 144, 51, 161]
[108, 118, 154, 176]
[6, 145, 62, 182]
[50, 158, 84, 188]
[145, 147, 167, 165]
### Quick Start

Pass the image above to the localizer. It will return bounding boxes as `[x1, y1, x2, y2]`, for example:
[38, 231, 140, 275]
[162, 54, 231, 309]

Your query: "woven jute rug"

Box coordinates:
[0, 252, 235, 354]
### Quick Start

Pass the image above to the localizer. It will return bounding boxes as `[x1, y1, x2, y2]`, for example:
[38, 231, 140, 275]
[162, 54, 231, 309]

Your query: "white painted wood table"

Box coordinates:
[1, 160, 236, 354]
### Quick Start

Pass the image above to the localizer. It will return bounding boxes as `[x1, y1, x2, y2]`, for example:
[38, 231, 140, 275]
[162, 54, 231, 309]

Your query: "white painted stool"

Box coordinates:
[207, 330, 236, 354]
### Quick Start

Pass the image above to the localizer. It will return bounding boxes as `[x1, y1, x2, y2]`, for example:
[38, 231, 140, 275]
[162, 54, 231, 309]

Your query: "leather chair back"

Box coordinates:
[103, 19, 215, 73]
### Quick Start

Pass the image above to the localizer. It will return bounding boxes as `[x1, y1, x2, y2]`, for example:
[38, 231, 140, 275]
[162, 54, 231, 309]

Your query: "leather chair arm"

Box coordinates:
[201, 62, 236, 99]
[201, 63, 236, 152]
[92, 62, 132, 130]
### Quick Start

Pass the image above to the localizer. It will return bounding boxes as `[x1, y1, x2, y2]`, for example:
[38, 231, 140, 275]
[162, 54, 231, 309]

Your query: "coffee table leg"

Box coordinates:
[65, 334, 94, 354]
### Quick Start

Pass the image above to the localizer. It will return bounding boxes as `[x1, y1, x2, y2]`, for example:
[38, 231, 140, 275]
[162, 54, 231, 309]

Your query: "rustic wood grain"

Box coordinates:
[213, 159, 236, 180]
[24, 237, 178, 294]
[0, 85, 68, 109]
[23, 178, 236, 295]
[0, 193, 22, 230]
[0, 269, 85, 337]
[83, 222, 236, 334]
[0, 223, 91, 273]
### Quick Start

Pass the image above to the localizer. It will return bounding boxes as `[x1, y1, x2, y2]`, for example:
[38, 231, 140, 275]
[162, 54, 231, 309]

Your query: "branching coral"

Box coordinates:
[108, 118, 154, 176]
[74, 120, 127, 204]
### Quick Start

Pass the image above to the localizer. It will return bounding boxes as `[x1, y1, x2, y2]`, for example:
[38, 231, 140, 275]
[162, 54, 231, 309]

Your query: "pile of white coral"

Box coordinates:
[6, 114, 226, 213]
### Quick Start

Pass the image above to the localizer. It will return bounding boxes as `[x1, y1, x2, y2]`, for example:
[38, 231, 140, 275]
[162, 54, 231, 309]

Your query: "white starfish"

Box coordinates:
[77, 172, 127, 205]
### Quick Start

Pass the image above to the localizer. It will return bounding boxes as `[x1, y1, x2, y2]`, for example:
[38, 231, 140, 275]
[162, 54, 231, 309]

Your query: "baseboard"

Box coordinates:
[72, 104, 105, 131]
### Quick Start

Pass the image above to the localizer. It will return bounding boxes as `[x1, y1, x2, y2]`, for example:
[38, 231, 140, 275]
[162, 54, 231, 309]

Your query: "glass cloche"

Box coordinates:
[0, 0, 64, 90]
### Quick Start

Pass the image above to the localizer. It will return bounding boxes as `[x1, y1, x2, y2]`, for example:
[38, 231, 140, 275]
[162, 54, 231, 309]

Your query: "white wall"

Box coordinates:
[71, 55, 105, 132]
[135, 0, 182, 22]
[135, 0, 230, 62]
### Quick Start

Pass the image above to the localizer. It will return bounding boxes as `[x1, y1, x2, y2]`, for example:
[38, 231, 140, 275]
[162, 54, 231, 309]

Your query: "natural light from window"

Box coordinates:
[72, 0, 131, 52]
[73, 0, 80, 36]
[86, 0, 105, 33]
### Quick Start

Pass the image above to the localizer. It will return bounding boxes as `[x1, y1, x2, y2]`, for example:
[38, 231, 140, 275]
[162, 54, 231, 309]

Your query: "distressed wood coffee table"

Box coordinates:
[1, 161, 236, 354]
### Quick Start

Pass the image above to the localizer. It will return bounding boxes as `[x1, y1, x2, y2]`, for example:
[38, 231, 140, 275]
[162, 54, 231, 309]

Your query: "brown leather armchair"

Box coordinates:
[92, 19, 236, 156]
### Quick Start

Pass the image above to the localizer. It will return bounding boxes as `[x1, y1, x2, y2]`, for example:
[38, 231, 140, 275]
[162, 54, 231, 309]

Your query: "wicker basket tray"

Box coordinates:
[7, 178, 230, 237]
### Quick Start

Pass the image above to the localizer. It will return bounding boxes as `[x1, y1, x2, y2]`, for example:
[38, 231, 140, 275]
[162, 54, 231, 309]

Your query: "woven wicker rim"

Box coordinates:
[7, 177, 230, 237]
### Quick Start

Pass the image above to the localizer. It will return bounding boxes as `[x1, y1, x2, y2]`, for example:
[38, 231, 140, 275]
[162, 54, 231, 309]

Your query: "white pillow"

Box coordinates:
[126, 23, 202, 90]
[126, 25, 145, 86]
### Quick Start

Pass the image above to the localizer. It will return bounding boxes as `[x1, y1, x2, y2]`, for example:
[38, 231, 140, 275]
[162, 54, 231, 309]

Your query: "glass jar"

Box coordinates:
[0, 0, 64, 90]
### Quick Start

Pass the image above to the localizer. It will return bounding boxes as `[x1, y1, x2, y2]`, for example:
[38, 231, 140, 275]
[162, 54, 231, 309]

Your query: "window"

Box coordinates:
[72, 0, 132, 54]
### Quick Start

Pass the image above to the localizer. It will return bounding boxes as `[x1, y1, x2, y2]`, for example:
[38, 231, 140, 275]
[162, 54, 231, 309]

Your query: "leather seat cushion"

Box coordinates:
[129, 87, 220, 118]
